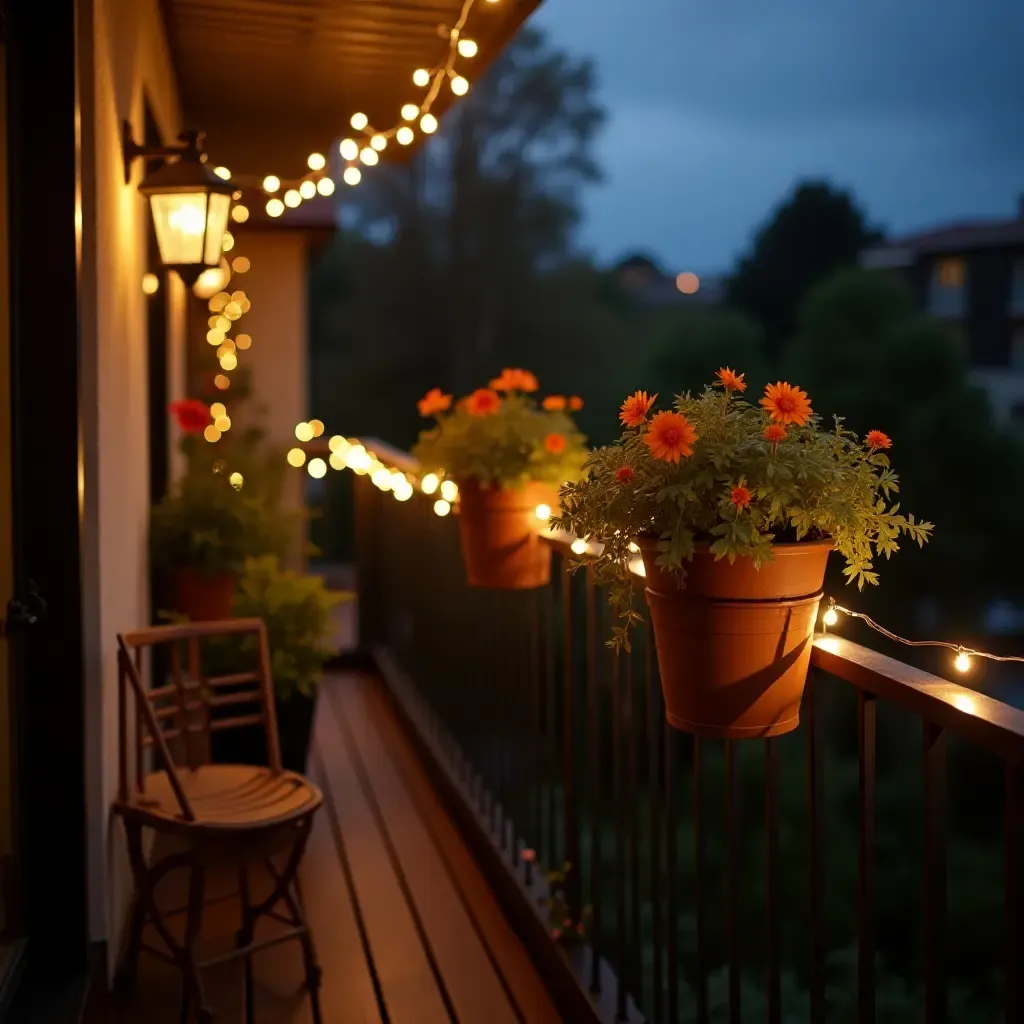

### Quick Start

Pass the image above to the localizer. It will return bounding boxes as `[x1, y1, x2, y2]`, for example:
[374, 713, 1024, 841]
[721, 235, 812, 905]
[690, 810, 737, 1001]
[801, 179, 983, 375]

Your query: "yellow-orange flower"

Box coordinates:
[542, 395, 567, 411]
[620, 390, 657, 428]
[866, 430, 892, 450]
[490, 368, 539, 392]
[568, 395, 584, 411]
[417, 387, 452, 417]
[544, 432, 566, 455]
[763, 423, 787, 444]
[644, 410, 697, 463]
[716, 367, 747, 392]
[466, 388, 501, 417]
[760, 381, 813, 427]
[730, 485, 752, 510]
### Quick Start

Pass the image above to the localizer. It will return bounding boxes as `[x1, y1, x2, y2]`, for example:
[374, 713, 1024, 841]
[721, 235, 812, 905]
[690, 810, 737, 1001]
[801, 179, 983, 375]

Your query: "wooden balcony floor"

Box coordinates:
[93, 672, 560, 1023]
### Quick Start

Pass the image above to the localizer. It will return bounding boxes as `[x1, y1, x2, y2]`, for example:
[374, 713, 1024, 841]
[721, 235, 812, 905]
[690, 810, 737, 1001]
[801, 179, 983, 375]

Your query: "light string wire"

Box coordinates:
[824, 597, 1024, 671]
[211, 0, 494, 219]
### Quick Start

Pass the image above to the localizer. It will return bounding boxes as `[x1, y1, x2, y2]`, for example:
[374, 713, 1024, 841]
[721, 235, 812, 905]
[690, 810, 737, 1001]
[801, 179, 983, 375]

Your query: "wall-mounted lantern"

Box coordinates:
[122, 123, 236, 286]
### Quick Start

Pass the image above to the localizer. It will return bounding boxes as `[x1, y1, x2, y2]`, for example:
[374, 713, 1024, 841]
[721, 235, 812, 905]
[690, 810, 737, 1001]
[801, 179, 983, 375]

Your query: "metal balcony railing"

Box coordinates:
[350, 441, 1024, 1024]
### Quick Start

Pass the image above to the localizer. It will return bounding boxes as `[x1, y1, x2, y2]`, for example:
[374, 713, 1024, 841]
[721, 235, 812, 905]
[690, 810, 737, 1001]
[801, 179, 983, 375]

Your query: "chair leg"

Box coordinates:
[114, 822, 149, 999]
[180, 857, 212, 1024]
[236, 862, 255, 1024]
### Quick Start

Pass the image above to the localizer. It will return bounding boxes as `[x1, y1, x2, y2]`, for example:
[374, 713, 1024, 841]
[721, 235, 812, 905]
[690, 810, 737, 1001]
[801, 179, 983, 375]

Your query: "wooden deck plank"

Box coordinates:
[328, 677, 523, 1024]
[315, 690, 452, 1024]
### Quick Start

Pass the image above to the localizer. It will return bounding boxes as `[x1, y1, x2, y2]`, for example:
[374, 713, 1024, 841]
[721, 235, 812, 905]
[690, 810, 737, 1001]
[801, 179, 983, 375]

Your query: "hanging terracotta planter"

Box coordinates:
[170, 567, 237, 622]
[637, 538, 831, 739]
[456, 479, 554, 589]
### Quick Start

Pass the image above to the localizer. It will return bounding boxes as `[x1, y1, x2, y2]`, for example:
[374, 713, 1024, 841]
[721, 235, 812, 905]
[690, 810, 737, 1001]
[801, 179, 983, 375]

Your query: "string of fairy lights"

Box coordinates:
[205, 0, 499, 223]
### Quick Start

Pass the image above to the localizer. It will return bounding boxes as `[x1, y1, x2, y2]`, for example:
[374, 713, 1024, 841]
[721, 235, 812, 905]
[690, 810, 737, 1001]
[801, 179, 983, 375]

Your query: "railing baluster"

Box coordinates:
[666, 722, 679, 1024]
[726, 740, 741, 1024]
[614, 651, 627, 1021]
[646, 622, 664, 1024]
[923, 720, 947, 1024]
[548, 567, 560, 868]
[765, 737, 781, 1024]
[806, 675, 826, 1024]
[586, 565, 602, 995]
[1007, 758, 1023, 1024]
[563, 559, 581, 917]
[627, 651, 641, 1007]
[694, 735, 707, 1024]
[858, 692, 877, 1024]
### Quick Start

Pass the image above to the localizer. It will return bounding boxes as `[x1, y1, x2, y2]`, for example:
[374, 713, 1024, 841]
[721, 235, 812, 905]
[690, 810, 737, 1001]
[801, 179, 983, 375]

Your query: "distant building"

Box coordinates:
[611, 253, 724, 309]
[860, 199, 1024, 424]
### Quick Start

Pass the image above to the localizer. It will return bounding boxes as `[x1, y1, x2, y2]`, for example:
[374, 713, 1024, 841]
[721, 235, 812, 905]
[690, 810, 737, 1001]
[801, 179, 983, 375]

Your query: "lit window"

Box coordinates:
[1011, 259, 1024, 315]
[928, 257, 966, 317]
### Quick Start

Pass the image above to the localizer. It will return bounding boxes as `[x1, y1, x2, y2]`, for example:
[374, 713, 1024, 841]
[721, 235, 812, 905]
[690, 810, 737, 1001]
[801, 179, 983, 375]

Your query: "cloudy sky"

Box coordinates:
[531, 0, 1024, 275]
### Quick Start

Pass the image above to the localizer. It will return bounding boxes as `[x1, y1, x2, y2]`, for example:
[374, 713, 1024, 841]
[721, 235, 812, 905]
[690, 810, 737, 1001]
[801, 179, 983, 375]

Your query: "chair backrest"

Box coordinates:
[116, 618, 281, 820]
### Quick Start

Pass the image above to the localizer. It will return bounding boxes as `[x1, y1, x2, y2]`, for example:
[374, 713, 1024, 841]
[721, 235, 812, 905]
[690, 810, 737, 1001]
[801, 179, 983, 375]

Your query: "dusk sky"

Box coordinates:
[532, 0, 1024, 276]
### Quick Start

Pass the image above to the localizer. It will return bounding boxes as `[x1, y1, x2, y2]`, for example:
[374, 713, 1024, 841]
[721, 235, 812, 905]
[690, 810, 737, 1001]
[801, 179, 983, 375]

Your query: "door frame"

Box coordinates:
[3, 0, 91, 1001]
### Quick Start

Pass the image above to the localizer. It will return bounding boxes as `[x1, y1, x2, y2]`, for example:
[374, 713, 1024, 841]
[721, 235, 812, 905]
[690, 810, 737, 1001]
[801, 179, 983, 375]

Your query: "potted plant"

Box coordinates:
[555, 369, 932, 738]
[412, 370, 588, 589]
[208, 555, 347, 771]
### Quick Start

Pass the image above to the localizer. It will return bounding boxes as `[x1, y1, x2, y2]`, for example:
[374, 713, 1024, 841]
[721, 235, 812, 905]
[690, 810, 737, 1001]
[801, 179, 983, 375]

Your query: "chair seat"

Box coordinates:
[123, 764, 322, 835]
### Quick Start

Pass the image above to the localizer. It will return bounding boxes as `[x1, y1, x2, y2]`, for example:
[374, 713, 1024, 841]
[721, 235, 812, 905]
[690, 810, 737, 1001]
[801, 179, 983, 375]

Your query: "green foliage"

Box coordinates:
[412, 386, 588, 488]
[150, 469, 288, 575]
[555, 376, 931, 646]
[229, 556, 347, 702]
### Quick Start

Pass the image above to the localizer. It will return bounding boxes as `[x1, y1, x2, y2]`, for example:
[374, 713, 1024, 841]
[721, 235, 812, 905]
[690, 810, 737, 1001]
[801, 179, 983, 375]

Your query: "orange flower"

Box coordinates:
[542, 395, 567, 411]
[417, 387, 452, 417]
[760, 381, 813, 427]
[716, 367, 747, 393]
[730, 485, 752, 510]
[615, 465, 635, 484]
[544, 432, 567, 455]
[568, 395, 584, 411]
[490, 368, 539, 392]
[620, 390, 657, 428]
[763, 423, 787, 444]
[644, 410, 697, 463]
[466, 388, 501, 417]
[865, 430, 892, 450]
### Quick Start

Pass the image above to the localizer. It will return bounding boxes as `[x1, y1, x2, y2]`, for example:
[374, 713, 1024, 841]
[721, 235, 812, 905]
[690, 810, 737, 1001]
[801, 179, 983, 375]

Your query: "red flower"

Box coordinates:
[417, 387, 452, 417]
[730, 485, 752, 510]
[466, 388, 501, 416]
[169, 399, 210, 434]
[568, 396, 584, 411]
[763, 424, 787, 444]
[544, 432, 567, 455]
[542, 395, 567, 411]
[865, 429, 892, 450]
[615, 465, 635, 485]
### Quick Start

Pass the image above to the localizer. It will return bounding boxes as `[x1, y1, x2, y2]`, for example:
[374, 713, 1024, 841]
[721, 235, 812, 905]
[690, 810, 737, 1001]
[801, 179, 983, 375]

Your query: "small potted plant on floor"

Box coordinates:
[413, 370, 587, 589]
[555, 370, 932, 738]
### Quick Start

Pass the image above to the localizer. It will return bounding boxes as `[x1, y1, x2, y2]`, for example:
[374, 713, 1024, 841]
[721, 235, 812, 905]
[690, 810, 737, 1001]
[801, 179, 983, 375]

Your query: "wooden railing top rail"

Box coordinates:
[348, 438, 1024, 756]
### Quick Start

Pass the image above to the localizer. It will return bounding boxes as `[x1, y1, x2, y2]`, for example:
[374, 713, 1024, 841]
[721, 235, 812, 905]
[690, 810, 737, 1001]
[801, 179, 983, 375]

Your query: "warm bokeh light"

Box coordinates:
[675, 271, 700, 295]
[210, 402, 226, 418]
[286, 448, 306, 468]
[420, 113, 438, 134]
[214, 415, 231, 431]
[222, 231, 234, 251]
[206, 328, 225, 346]
[232, 256, 250, 273]
[266, 198, 285, 217]
[317, 177, 335, 196]
[420, 473, 439, 494]
[439, 479, 458, 502]
[283, 189, 301, 208]
[307, 152, 326, 171]
[535, 503, 551, 521]
[359, 148, 379, 166]
[396, 126, 415, 146]
[219, 352, 238, 371]
[451, 75, 469, 96]
[339, 138, 359, 161]
[262, 175, 280, 193]
[299, 180, 316, 200]
[229, 472, 244, 490]
[295, 422, 314, 442]
[328, 435, 350, 453]
[343, 166, 362, 186]
[345, 445, 371, 473]
[954, 651, 971, 673]
[213, 166, 231, 180]
[370, 134, 387, 152]
[309, 419, 325, 437]
[204, 425, 221, 443]
[308, 458, 327, 479]
[350, 112, 369, 131]
[372, 467, 393, 490]
[235, 333, 251, 350]
[142, 272, 160, 295]
[231, 205, 249, 224]
[457, 38, 478, 58]
[224, 301, 242, 318]
[329, 453, 345, 470]
[823, 607, 839, 627]
[413, 68, 431, 87]
[401, 103, 420, 121]
[214, 374, 230, 390]
[571, 538, 588, 555]
[434, 499, 451, 517]
[216, 340, 236, 358]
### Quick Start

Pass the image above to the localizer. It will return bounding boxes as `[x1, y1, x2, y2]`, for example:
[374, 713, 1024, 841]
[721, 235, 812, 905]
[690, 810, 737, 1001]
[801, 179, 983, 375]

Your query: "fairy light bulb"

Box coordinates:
[262, 175, 280, 193]
[954, 650, 971, 673]
[394, 481, 414, 501]
[370, 134, 387, 152]
[823, 607, 839, 628]
[297, 180, 315, 200]
[229, 472, 243, 490]
[457, 38, 478, 58]
[535, 503, 551, 522]
[308, 458, 327, 479]
[142, 273, 159, 295]
[307, 152, 326, 171]
[283, 189, 301, 208]
[571, 538, 588, 555]
[413, 68, 431, 87]
[343, 166, 362, 186]
[396, 126, 415, 146]
[420, 473, 439, 494]
[401, 103, 420, 121]
[434, 499, 451, 517]
[230, 205, 249, 223]
[222, 231, 234, 251]
[295, 422, 314, 442]
[339, 138, 359, 161]
[372, 467, 393, 490]
[451, 75, 469, 96]
[210, 402, 226, 418]
[286, 448, 306, 468]
[359, 148, 379, 166]
[213, 166, 231, 180]
[439, 479, 458, 502]
[420, 113, 438, 134]
[266, 198, 285, 217]
[317, 177, 335, 196]
[350, 112, 369, 131]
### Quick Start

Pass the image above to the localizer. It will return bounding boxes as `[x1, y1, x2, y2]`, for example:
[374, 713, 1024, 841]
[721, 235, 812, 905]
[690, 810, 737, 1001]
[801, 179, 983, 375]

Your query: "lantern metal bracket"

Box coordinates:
[122, 122, 206, 184]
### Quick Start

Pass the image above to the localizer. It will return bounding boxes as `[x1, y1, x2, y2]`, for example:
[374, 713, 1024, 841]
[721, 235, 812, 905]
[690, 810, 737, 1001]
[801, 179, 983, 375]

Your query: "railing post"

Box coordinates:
[858, 691, 877, 1024]
[923, 720, 947, 1024]
[1007, 758, 1023, 1024]
[561, 557, 581, 918]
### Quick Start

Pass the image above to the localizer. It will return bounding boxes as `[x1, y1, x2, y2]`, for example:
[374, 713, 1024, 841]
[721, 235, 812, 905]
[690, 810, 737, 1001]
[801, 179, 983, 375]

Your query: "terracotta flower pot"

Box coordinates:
[637, 538, 831, 739]
[171, 567, 237, 622]
[456, 479, 554, 589]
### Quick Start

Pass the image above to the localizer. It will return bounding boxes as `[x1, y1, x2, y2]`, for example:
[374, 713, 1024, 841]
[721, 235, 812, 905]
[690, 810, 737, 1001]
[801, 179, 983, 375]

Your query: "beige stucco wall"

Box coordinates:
[77, 0, 186, 956]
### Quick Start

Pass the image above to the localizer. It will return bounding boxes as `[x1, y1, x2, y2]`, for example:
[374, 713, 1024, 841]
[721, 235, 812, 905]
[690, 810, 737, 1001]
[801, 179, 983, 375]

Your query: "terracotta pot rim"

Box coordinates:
[635, 535, 834, 555]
